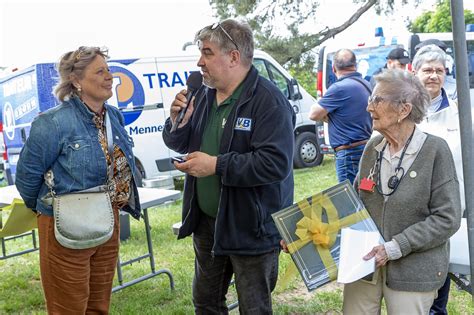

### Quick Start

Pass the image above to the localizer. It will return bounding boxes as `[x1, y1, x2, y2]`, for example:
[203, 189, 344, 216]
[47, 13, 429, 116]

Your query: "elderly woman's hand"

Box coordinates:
[364, 244, 389, 268]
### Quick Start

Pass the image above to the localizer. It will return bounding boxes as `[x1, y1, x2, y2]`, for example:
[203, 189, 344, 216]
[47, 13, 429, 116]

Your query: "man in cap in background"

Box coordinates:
[385, 47, 411, 70]
[370, 47, 410, 87]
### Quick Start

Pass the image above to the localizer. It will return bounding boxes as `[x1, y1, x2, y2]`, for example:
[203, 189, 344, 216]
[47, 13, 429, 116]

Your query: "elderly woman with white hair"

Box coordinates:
[343, 69, 461, 315]
[413, 44, 464, 315]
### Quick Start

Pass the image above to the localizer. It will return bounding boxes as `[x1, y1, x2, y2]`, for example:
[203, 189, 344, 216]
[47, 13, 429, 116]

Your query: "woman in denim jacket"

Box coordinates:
[15, 46, 141, 314]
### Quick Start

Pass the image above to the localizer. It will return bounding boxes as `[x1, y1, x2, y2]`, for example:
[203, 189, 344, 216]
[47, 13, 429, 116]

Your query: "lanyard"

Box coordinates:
[375, 127, 415, 196]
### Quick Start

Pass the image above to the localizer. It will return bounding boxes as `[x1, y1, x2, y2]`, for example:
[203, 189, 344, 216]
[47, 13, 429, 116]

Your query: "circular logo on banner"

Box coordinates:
[109, 65, 145, 125]
[3, 102, 16, 140]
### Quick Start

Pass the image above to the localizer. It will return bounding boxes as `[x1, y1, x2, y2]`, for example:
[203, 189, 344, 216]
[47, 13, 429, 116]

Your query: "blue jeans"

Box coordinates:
[192, 213, 279, 315]
[335, 144, 365, 184]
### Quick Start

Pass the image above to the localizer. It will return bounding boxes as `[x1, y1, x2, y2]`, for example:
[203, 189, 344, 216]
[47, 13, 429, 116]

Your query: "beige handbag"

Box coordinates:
[50, 182, 114, 249]
[45, 111, 115, 249]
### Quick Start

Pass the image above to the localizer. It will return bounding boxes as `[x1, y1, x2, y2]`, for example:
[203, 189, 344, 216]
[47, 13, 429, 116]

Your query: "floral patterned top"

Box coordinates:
[93, 108, 132, 209]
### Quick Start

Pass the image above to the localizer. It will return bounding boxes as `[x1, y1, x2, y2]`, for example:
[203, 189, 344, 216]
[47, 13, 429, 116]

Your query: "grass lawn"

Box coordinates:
[0, 156, 473, 314]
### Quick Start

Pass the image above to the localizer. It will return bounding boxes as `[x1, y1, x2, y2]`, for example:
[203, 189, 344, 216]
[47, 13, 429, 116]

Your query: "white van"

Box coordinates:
[0, 122, 4, 176]
[316, 28, 474, 152]
[0, 49, 323, 186]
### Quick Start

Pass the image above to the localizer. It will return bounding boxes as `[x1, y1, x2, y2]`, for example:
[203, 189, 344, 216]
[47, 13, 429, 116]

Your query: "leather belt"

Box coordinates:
[334, 139, 369, 152]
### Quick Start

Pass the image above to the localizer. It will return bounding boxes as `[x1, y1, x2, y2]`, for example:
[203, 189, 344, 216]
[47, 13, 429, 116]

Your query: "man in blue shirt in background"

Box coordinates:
[309, 48, 372, 184]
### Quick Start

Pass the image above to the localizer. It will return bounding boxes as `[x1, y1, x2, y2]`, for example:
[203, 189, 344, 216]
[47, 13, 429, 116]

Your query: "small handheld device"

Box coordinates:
[171, 156, 186, 163]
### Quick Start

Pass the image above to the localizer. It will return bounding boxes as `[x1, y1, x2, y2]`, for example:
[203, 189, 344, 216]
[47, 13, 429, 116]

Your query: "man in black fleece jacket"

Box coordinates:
[163, 19, 295, 314]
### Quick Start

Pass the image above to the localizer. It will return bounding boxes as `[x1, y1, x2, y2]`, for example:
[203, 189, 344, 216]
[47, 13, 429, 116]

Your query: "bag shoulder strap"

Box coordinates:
[105, 109, 114, 183]
[347, 76, 372, 94]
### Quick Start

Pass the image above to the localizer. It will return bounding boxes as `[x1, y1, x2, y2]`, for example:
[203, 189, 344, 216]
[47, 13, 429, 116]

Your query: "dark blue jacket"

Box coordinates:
[163, 66, 296, 255]
[15, 96, 141, 219]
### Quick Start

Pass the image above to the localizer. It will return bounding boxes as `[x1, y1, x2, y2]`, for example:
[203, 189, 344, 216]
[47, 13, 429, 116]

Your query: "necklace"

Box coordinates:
[375, 127, 415, 196]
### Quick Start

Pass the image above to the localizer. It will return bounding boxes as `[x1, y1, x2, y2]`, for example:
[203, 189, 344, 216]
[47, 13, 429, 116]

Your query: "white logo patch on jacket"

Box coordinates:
[235, 118, 252, 131]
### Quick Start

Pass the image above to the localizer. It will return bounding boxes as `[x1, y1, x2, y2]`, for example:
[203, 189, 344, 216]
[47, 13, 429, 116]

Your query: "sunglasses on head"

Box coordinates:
[211, 22, 239, 51]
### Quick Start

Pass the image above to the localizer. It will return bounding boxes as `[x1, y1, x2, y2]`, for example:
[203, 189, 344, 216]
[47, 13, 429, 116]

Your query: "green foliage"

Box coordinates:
[209, 0, 424, 67]
[288, 56, 318, 98]
[408, 0, 474, 33]
[209, 0, 381, 67]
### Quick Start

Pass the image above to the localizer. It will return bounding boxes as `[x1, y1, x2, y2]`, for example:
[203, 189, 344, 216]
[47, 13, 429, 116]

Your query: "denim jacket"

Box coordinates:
[15, 96, 141, 219]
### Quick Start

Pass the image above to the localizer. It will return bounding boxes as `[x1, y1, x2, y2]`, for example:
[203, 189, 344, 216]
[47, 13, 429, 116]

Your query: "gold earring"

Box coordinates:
[77, 86, 82, 92]
[397, 118, 401, 124]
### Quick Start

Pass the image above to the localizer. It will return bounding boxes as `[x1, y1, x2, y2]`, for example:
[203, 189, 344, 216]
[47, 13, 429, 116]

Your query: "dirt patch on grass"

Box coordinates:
[274, 281, 342, 304]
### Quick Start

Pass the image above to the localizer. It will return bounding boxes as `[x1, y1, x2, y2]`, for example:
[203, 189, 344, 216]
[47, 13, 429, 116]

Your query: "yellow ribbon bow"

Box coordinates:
[283, 193, 370, 285]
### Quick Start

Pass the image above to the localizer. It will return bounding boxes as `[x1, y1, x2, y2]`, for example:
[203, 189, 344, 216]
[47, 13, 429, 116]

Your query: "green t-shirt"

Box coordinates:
[196, 84, 244, 218]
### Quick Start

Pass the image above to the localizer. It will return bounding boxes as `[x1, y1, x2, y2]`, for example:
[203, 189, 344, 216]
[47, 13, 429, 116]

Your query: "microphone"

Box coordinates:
[170, 72, 203, 133]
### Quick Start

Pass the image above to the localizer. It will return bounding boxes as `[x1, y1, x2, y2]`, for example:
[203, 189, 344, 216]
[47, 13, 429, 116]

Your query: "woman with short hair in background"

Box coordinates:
[413, 43, 464, 315]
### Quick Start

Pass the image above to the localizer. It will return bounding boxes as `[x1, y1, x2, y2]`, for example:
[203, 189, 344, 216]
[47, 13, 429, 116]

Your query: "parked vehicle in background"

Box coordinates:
[0, 50, 323, 186]
[0, 122, 4, 175]
[0, 115, 7, 184]
[0, 122, 4, 160]
[252, 52, 324, 168]
[316, 25, 474, 153]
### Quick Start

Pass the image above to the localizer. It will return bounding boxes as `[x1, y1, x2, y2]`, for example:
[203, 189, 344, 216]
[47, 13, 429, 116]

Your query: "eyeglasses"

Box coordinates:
[211, 22, 239, 51]
[368, 95, 404, 108]
[368, 95, 386, 108]
[420, 67, 446, 76]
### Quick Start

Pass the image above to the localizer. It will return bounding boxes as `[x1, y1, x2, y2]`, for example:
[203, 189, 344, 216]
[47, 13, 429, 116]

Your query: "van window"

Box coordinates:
[253, 59, 270, 80]
[268, 63, 289, 97]
[326, 45, 398, 90]
[253, 58, 289, 98]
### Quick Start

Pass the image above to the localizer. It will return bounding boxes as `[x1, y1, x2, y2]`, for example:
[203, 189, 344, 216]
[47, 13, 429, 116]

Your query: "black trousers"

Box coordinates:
[430, 276, 450, 315]
[192, 213, 279, 315]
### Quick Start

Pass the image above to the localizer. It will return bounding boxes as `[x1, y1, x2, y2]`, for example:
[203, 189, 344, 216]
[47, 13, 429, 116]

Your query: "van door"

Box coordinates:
[319, 44, 398, 151]
[253, 57, 323, 168]
[253, 58, 302, 123]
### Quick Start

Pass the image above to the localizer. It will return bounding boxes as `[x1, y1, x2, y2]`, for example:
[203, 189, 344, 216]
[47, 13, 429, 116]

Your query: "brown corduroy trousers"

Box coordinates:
[37, 208, 119, 315]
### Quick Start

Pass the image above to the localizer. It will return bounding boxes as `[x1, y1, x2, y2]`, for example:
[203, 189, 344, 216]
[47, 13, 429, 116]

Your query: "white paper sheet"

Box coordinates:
[337, 228, 380, 284]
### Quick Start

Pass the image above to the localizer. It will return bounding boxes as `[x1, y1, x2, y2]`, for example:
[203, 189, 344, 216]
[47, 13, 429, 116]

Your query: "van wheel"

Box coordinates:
[294, 132, 323, 168]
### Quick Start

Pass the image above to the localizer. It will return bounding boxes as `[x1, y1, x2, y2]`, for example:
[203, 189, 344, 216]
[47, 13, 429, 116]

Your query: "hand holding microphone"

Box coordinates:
[170, 72, 203, 133]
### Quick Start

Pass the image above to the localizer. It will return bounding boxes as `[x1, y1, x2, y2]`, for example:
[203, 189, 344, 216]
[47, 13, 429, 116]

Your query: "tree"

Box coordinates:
[408, 0, 474, 33]
[210, 0, 419, 96]
[209, 0, 422, 65]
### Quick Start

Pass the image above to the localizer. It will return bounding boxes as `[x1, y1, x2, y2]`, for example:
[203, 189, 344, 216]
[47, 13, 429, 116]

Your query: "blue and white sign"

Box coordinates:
[2, 102, 15, 140]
